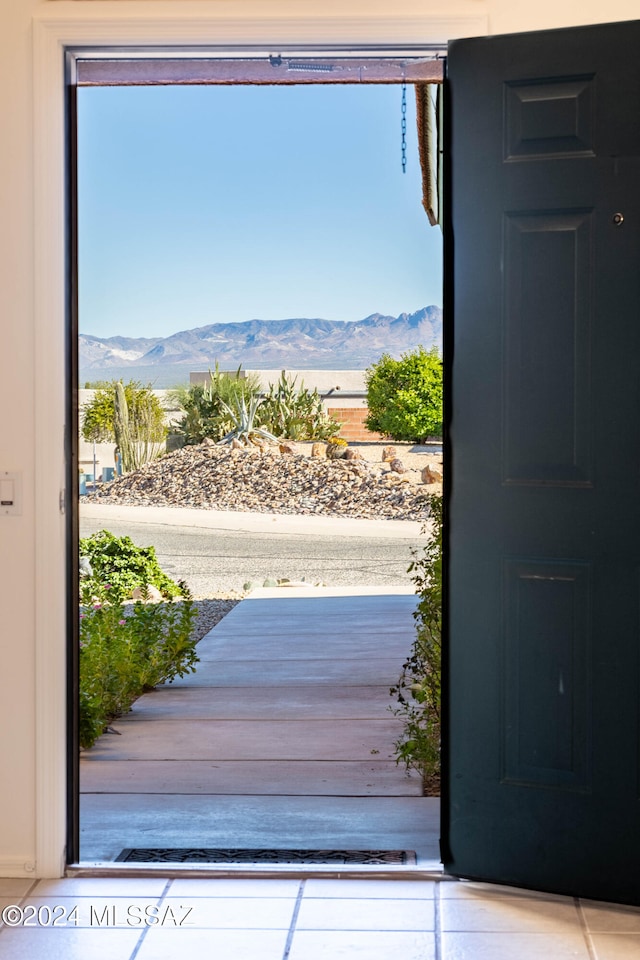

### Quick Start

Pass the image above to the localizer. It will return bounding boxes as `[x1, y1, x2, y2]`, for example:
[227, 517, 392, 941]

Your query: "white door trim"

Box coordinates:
[32, 0, 487, 878]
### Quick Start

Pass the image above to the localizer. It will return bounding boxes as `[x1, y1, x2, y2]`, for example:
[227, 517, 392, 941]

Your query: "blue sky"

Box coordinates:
[78, 83, 442, 340]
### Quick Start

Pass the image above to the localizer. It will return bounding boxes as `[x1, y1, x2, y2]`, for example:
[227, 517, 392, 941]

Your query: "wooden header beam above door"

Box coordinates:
[75, 56, 444, 86]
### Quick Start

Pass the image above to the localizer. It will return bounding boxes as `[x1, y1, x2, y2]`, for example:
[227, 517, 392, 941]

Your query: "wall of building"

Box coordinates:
[2, 0, 640, 877]
[330, 408, 386, 443]
[190, 369, 368, 395]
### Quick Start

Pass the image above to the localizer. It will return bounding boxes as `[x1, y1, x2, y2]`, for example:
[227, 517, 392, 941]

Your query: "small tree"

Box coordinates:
[365, 346, 443, 441]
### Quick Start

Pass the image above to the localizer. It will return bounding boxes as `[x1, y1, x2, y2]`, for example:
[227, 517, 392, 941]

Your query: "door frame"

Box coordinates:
[33, 3, 486, 877]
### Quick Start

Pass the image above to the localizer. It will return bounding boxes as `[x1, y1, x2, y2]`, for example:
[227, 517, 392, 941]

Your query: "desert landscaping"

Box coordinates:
[81, 439, 443, 521]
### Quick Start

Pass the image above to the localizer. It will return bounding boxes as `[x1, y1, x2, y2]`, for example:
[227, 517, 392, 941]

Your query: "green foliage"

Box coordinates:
[79, 530, 188, 604]
[170, 364, 261, 444]
[81, 387, 118, 443]
[258, 372, 341, 441]
[81, 380, 167, 444]
[390, 494, 442, 790]
[79, 588, 198, 749]
[81, 380, 167, 472]
[365, 346, 443, 441]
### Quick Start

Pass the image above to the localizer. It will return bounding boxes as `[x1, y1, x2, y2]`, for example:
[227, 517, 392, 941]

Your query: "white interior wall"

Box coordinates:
[2, 0, 639, 878]
[488, 0, 640, 34]
[0, 0, 41, 880]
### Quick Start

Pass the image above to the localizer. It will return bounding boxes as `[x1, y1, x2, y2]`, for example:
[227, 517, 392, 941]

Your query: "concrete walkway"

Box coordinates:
[80, 587, 439, 865]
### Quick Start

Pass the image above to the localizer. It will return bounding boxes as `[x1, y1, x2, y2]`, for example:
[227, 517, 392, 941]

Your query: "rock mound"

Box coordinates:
[86, 443, 430, 522]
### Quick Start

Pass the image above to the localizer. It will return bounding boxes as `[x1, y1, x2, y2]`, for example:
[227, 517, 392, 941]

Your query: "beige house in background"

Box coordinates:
[1, 0, 638, 879]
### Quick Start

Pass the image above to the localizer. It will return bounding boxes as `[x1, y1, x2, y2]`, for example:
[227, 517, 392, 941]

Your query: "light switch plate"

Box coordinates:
[1, 471, 22, 515]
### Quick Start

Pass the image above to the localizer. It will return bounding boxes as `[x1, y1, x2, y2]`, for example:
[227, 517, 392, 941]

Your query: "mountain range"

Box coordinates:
[79, 306, 443, 386]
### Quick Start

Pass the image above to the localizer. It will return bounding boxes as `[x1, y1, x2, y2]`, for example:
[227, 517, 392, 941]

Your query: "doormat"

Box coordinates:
[116, 848, 416, 865]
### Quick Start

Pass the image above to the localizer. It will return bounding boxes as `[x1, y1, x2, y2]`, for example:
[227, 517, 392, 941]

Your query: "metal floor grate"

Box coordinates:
[116, 848, 416, 865]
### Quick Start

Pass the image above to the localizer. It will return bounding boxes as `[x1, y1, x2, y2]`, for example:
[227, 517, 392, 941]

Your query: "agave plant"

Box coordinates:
[169, 363, 262, 445]
[217, 395, 279, 446]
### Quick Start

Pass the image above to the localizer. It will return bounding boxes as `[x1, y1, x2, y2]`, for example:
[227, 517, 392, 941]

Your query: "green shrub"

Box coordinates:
[258, 372, 341, 441]
[390, 493, 442, 791]
[79, 530, 188, 604]
[79, 588, 198, 749]
[365, 346, 443, 441]
[170, 364, 261, 445]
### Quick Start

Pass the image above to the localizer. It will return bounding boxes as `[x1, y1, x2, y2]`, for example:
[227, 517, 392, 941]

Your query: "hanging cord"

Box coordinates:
[401, 81, 407, 173]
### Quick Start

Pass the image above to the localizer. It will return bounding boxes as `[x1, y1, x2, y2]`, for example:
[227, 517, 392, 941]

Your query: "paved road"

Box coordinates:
[79, 508, 426, 595]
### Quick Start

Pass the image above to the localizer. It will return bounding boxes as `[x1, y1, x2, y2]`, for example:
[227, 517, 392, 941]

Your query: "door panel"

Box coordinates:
[503, 208, 594, 485]
[504, 75, 596, 161]
[502, 559, 591, 791]
[444, 20, 640, 903]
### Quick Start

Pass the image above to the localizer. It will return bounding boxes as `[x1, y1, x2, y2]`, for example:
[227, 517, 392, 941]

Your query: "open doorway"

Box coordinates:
[29, 7, 640, 903]
[70, 58, 439, 872]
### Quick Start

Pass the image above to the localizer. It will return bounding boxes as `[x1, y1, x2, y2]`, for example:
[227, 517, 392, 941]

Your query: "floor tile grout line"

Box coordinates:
[282, 880, 305, 960]
[0, 879, 44, 936]
[434, 880, 442, 960]
[125, 879, 172, 960]
[23, 880, 40, 898]
[576, 898, 598, 960]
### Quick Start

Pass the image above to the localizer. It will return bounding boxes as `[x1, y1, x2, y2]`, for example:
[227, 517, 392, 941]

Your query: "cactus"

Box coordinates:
[114, 381, 135, 473]
[326, 436, 349, 459]
[259, 371, 342, 441]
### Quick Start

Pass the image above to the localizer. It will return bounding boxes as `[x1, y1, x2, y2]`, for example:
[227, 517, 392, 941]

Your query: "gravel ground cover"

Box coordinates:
[82, 440, 442, 523]
[190, 595, 242, 641]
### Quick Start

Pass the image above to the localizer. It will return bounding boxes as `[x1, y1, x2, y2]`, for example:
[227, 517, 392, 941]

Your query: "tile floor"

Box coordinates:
[0, 876, 638, 959]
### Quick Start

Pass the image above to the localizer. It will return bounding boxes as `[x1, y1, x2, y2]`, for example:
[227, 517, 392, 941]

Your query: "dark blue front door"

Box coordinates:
[444, 18, 640, 904]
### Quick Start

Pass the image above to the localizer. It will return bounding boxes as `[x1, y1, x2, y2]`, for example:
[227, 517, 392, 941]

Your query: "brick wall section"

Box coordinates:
[329, 407, 385, 442]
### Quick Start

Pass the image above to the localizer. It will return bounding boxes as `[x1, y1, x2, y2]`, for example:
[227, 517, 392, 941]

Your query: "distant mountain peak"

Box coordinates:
[79, 307, 443, 385]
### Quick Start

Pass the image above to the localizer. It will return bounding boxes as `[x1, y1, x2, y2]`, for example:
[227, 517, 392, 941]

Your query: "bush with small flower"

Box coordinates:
[79, 529, 186, 604]
[79, 581, 198, 749]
